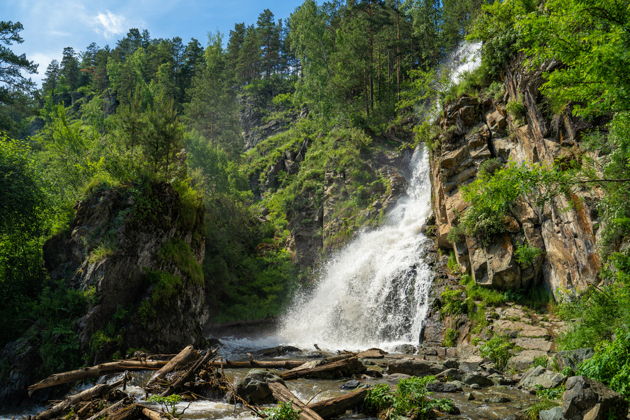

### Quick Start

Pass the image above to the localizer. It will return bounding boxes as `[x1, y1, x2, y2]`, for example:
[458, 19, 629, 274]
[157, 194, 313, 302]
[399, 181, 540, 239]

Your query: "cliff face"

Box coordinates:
[430, 62, 601, 297]
[44, 182, 209, 356]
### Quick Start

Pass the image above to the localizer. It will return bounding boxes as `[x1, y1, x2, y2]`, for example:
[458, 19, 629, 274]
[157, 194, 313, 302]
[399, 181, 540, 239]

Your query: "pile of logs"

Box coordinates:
[27, 346, 382, 420]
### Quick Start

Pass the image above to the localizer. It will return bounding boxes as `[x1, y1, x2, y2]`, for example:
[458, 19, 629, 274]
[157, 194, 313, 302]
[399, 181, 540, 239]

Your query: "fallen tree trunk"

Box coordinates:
[308, 389, 368, 418]
[35, 378, 124, 420]
[141, 406, 167, 420]
[208, 359, 306, 369]
[86, 398, 128, 420]
[147, 345, 197, 387]
[160, 348, 215, 396]
[280, 357, 366, 380]
[28, 360, 165, 394]
[268, 382, 324, 420]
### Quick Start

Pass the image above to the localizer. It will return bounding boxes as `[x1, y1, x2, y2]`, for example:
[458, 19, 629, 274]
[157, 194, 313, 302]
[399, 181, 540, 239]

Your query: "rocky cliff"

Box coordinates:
[430, 60, 601, 297]
[0, 182, 209, 405]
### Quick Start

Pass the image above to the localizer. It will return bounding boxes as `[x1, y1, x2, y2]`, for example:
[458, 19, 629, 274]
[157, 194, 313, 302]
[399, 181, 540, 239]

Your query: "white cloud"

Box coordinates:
[93, 10, 128, 38]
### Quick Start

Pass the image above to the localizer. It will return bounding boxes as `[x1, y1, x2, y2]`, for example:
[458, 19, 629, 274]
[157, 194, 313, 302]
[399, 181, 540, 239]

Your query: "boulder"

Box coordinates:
[538, 406, 563, 420]
[562, 376, 627, 420]
[518, 366, 565, 390]
[427, 381, 463, 393]
[341, 379, 361, 390]
[236, 369, 285, 404]
[462, 372, 494, 387]
[385, 359, 443, 376]
[553, 348, 594, 372]
[508, 350, 549, 371]
[436, 368, 464, 381]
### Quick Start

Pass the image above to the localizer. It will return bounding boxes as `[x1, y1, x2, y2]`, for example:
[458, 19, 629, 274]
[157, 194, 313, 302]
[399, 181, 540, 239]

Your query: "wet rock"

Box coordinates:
[436, 368, 463, 381]
[444, 359, 459, 369]
[393, 344, 418, 354]
[427, 382, 463, 393]
[385, 373, 411, 383]
[518, 366, 565, 391]
[538, 406, 563, 420]
[562, 376, 627, 420]
[463, 373, 493, 388]
[465, 392, 475, 400]
[236, 369, 285, 404]
[341, 379, 361, 390]
[385, 359, 443, 376]
[484, 396, 512, 403]
[553, 348, 594, 372]
[489, 373, 516, 386]
[254, 345, 301, 358]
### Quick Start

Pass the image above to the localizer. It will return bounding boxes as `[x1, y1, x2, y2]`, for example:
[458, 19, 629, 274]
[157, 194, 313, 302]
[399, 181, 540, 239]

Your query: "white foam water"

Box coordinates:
[274, 41, 483, 352]
[277, 147, 433, 351]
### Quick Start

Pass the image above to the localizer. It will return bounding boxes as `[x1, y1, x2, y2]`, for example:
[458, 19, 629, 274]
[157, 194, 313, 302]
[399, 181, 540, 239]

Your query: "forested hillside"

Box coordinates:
[1, 0, 629, 412]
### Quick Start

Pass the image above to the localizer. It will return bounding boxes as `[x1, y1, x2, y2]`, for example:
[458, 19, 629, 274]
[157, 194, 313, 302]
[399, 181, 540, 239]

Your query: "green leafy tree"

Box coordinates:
[0, 21, 37, 104]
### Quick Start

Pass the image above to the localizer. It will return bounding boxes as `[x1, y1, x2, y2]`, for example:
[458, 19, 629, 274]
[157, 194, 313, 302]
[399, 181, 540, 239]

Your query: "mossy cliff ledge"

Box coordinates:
[44, 181, 208, 357]
[429, 62, 601, 296]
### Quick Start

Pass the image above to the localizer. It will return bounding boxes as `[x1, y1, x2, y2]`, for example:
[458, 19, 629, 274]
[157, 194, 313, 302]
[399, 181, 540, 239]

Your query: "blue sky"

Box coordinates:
[1, 0, 306, 84]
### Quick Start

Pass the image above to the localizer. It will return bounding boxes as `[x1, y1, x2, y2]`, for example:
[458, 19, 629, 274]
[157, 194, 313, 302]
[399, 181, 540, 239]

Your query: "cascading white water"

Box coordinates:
[275, 42, 482, 352]
[277, 148, 433, 350]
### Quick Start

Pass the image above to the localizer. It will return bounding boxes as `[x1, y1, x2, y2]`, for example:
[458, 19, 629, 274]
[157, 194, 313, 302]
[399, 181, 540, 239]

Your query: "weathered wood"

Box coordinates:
[280, 357, 366, 380]
[208, 359, 307, 369]
[34, 379, 123, 420]
[142, 406, 167, 420]
[268, 382, 324, 420]
[160, 348, 215, 396]
[28, 360, 165, 394]
[147, 345, 197, 387]
[108, 404, 142, 420]
[85, 398, 128, 420]
[308, 389, 368, 418]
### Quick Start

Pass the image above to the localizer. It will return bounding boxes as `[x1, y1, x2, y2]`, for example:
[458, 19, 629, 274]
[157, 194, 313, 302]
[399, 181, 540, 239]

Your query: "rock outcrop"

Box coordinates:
[430, 60, 601, 296]
[45, 182, 209, 357]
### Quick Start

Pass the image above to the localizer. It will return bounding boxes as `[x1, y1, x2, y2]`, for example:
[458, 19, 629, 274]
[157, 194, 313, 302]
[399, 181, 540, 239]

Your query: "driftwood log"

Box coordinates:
[28, 360, 165, 394]
[208, 359, 306, 369]
[268, 382, 324, 420]
[280, 357, 366, 380]
[160, 348, 216, 396]
[308, 389, 368, 418]
[147, 345, 197, 387]
[141, 406, 167, 420]
[34, 378, 124, 420]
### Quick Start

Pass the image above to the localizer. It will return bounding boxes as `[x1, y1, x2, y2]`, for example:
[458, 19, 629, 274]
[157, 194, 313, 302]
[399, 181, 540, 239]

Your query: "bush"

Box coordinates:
[506, 98, 527, 123]
[480, 336, 514, 370]
[264, 402, 300, 420]
[440, 288, 467, 316]
[443, 328, 459, 347]
[578, 330, 630, 398]
[365, 377, 455, 419]
[515, 243, 544, 267]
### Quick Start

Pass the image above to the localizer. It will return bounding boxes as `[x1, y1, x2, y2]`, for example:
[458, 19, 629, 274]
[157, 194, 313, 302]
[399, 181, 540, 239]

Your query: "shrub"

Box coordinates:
[506, 98, 527, 122]
[440, 288, 467, 316]
[479, 336, 514, 370]
[366, 377, 455, 419]
[264, 402, 301, 420]
[447, 252, 461, 273]
[515, 243, 544, 267]
[443, 328, 459, 347]
[578, 329, 630, 398]
[446, 224, 465, 244]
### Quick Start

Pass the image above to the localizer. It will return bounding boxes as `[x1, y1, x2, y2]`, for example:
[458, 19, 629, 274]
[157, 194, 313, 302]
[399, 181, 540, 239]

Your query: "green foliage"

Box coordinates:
[558, 256, 630, 350]
[148, 394, 189, 418]
[514, 243, 544, 267]
[479, 336, 514, 370]
[525, 400, 558, 420]
[263, 401, 301, 420]
[578, 330, 630, 398]
[506, 98, 526, 123]
[531, 356, 548, 369]
[365, 377, 455, 419]
[159, 239, 203, 285]
[447, 252, 460, 273]
[443, 328, 459, 347]
[440, 288, 467, 317]
[446, 224, 465, 244]
[461, 162, 570, 245]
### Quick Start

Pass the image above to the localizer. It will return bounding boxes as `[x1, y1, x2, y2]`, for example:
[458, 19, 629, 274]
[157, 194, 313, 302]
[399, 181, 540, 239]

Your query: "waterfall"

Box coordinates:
[277, 148, 433, 350]
[275, 42, 482, 352]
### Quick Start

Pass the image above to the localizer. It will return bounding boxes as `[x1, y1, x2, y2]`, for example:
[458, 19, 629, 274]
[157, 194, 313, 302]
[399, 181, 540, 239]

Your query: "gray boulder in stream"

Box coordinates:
[236, 369, 285, 404]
